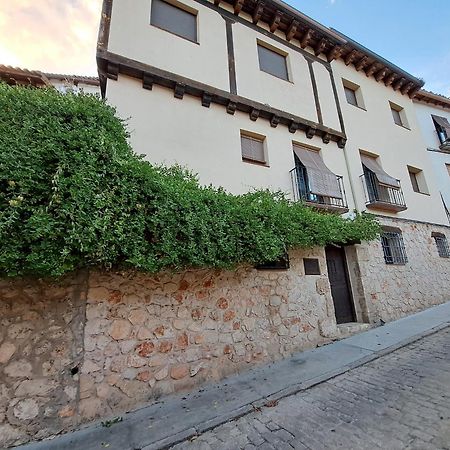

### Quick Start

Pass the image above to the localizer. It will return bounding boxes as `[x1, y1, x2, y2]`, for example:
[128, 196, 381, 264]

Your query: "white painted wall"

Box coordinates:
[332, 59, 448, 226]
[108, 0, 342, 132]
[414, 101, 450, 218]
[106, 75, 355, 211]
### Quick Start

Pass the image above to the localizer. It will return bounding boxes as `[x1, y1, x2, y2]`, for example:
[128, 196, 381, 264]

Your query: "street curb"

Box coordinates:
[153, 321, 450, 449]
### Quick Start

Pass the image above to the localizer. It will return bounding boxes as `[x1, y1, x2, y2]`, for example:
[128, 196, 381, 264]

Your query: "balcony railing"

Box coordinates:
[360, 171, 407, 212]
[290, 166, 348, 213]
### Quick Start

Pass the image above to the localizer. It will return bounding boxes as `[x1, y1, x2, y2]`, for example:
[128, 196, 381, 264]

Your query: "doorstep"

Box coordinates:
[20, 301, 450, 450]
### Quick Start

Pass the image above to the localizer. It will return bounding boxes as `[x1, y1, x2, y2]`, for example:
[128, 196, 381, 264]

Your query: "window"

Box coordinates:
[432, 115, 450, 146]
[150, 0, 197, 42]
[257, 43, 289, 81]
[304, 258, 320, 275]
[381, 229, 408, 265]
[342, 80, 364, 109]
[344, 86, 358, 106]
[389, 102, 408, 128]
[407, 166, 428, 194]
[409, 170, 420, 193]
[240, 132, 266, 165]
[256, 253, 290, 270]
[432, 233, 450, 258]
[447, 163, 450, 177]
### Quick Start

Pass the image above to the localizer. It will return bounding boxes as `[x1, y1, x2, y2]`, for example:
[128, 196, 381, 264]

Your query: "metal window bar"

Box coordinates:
[381, 232, 408, 265]
[434, 236, 450, 258]
[360, 169, 406, 207]
[290, 164, 347, 209]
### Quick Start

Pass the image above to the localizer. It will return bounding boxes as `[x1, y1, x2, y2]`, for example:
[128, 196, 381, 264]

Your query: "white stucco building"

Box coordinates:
[96, 0, 449, 329]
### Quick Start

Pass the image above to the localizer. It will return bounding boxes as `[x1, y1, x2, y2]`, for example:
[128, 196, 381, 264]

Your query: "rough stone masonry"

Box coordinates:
[0, 220, 449, 448]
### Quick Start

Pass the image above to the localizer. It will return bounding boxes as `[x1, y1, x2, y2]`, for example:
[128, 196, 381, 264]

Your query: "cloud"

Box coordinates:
[0, 0, 102, 75]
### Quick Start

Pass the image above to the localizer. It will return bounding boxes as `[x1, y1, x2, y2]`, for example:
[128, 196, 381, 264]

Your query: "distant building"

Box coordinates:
[413, 90, 450, 222]
[0, 64, 99, 95]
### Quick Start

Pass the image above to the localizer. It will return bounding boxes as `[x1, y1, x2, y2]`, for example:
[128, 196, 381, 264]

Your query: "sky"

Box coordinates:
[1, 0, 449, 95]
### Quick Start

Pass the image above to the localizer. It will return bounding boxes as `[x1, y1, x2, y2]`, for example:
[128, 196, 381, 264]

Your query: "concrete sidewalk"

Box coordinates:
[21, 301, 450, 450]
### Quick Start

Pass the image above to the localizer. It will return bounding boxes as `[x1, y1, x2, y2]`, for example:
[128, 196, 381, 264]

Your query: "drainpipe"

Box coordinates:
[342, 143, 362, 214]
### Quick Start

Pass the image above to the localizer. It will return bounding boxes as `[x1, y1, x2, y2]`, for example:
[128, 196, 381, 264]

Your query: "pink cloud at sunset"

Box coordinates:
[0, 0, 102, 75]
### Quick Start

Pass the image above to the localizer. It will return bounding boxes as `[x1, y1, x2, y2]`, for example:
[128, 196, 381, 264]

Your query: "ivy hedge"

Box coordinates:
[0, 83, 380, 278]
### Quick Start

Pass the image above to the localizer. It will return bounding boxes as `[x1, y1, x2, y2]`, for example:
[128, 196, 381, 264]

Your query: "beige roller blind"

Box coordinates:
[360, 154, 399, 188]
[241, 135, 265, 163]
[293, 145, 342, 198]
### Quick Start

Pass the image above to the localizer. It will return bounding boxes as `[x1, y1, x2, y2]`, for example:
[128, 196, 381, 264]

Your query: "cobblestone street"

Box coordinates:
[173, 328, 450, 450]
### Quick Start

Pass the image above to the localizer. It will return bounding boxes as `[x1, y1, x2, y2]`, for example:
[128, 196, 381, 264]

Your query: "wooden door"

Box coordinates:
[325, 246, 355, 324]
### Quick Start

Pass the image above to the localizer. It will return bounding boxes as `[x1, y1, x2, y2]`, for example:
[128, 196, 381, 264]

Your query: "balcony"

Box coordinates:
[439, 138, 450, 152]
[360, 172, 407, 212]
[290, 166, 348, 213]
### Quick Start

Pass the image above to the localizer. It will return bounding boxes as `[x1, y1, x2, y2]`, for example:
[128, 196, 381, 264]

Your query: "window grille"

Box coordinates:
[434, 235, 450, 258]
[381, 231, 408, 265]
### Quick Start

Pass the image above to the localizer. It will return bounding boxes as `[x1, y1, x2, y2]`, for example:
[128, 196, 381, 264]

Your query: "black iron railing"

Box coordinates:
[290, 166, 348, 209]
[360, 171, 406, 209]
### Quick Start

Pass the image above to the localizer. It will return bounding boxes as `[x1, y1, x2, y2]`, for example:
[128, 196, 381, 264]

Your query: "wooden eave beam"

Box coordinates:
[270, 10, 282, 33]
[286, 19, 299, 42]
[365, 63, 379, 78]
[214, 0, 221, 5]
[384, 72, 397, 87]
[355, 56, 369, 72]
[252, 1, 264, 24]
[393, 77, 406, 91]
[300, 28, 313, 49]
[401, 81, 414, 96]
[344, 49, 358, 66]
[314, 38, 327, 56]
[327, 45, 343, 62]
[233, 0, 244, 15]
[375, 68, 388, 82]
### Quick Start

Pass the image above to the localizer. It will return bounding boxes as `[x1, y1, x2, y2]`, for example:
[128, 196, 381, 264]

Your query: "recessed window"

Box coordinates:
[304, 258, 321, 275]
[342, 79, 364, 109]
[431, 115, 450, 147]
[432, 232, 450, 258]
[241, 132, 267, 165]
[446, 163, 450, 177]
[257, 43, 289, 81]
[256, 253, 290, 270]
[381, 229, 408, 265]
[150, 0, 197, 42]
[407, 166, 428, 194]
[390, 102, 408, 128]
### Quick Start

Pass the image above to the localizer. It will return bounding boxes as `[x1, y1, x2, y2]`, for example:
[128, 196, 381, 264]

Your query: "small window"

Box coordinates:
[303, 258, 321, 275]
[432, 115, 450, 145]
[150, 0, 197, 42]
[344, 86, 358, 107]
[381, 230, 407, 265]
[257, 43, 289, 81]
[446, 163, 450, 177]
[432, 233, 450, 258]
[408, 170, 420, 193]
[407, 166, 428, 194]
[390, 102, 408, 128]
[241, 133, 266, 165]
[256, 253, 290, 270]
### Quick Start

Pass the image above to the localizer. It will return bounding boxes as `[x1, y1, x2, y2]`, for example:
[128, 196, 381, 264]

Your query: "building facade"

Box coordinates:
[98, 0, 449, 328]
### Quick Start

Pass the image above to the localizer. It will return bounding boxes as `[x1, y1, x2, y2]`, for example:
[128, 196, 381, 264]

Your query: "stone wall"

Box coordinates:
[0, 248, 337, 447]
[355, 218, 450, 322]
[1, 228, 449, 448]
[0, 273, 87, 447]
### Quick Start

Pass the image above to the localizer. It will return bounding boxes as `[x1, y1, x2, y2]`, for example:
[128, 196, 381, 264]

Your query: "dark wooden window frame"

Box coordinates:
[150, 0, 198, 43]
[257, 42, 290, 82]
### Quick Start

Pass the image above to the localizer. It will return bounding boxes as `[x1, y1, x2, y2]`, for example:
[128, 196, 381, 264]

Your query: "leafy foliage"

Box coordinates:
[0, 83, 380, 277]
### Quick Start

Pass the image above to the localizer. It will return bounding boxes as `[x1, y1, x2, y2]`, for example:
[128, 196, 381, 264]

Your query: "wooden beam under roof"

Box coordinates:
[314, 38, 327, 56]
[286, 19, 299, 41]
[355, 56, 369, 72]
[300, 28, 313, 48]
[252, 1, 265, 24]
[270, 10, 282, 32]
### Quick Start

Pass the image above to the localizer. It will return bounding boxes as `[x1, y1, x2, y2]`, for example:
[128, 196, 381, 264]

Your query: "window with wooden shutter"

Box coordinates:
[241, 133, 266, 164]
[344, 86, 358, 107]
[151, 0, 197, 42]
[409, 170, 420, 193]
[257, 43, 289, 81]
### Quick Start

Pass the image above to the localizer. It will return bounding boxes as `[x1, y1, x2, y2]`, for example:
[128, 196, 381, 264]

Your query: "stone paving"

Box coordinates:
[172, 327, 450, 450]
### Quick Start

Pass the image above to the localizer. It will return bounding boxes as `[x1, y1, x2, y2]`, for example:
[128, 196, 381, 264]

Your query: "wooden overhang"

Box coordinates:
[97, 49, 347, 147]
[414, 90, 450, 110]
[208, 0, 424, 97]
